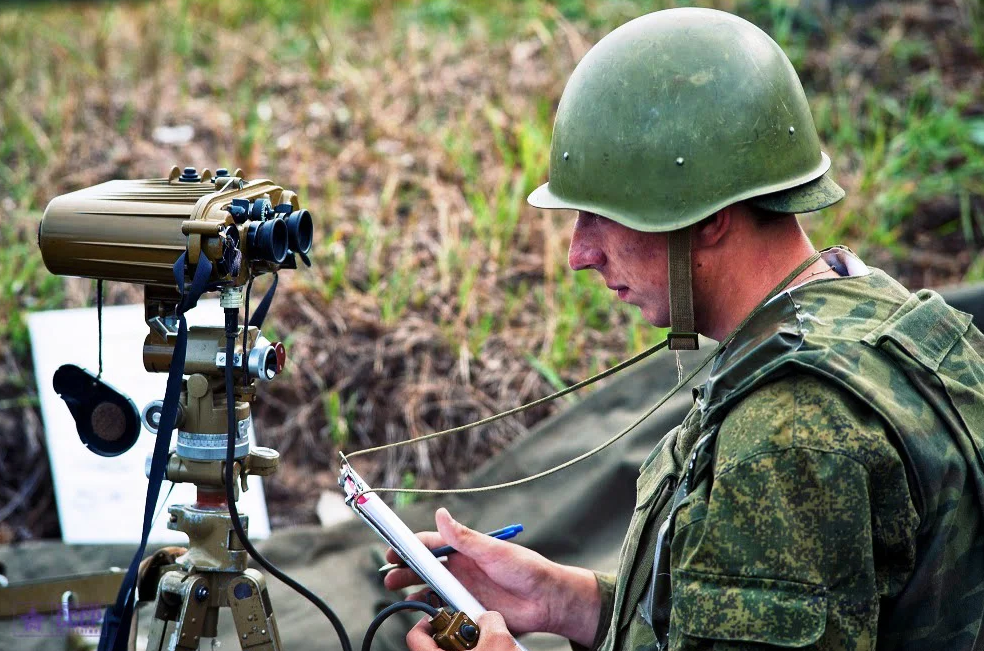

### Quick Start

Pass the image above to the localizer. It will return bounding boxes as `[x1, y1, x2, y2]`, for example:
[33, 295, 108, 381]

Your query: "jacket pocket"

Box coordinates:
[671, 569, 827, 648]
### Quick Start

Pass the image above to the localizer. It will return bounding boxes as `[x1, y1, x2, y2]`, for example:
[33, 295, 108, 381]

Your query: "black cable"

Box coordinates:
[223, 307, 353, 651]
[242, 277, 253, 388]
[362, 601, 440, 651]
[96, 279, 104, 379]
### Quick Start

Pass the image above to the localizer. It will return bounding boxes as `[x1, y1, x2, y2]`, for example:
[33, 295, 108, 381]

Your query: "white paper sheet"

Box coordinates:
[28, 300, 271, 544]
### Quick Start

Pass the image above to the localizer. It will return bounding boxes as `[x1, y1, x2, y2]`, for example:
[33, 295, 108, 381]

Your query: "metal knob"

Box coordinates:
[246, 447, 280, 476]
[460, 625, 478, 643]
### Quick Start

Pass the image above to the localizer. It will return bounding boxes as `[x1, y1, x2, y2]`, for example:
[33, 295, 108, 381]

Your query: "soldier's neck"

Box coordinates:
[694, 222, 835, 342]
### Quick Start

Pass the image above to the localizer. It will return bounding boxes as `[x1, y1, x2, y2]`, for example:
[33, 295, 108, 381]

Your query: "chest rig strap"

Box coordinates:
[642, 429, 720, 647]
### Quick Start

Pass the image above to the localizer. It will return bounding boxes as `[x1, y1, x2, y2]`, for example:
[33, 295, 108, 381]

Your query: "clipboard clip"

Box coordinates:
[339, 462, 369, 507]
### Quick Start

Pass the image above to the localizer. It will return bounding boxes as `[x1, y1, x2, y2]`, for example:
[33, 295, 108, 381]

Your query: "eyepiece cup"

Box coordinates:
[247, 343, 280, 381]
[248, 218, 289, 264]
[286, 210, 314, 254]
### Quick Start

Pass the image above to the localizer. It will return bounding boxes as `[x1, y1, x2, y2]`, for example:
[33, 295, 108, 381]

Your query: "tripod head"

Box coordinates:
[140, 287, 282, 498]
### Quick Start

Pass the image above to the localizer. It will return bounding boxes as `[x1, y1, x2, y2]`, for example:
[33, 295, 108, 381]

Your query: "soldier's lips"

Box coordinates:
[608, 284, 629, 299]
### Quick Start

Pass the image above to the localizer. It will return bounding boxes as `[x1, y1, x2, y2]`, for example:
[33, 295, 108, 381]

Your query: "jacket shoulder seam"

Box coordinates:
[715, 443, 873, 480]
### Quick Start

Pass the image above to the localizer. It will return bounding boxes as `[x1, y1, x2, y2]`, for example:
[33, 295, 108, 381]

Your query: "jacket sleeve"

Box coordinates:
[669, 375, 919, 651]
[570, 571, 616, 651]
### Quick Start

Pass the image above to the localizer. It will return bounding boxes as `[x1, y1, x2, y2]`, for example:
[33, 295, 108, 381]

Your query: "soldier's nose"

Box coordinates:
[569, 217, 606, 271]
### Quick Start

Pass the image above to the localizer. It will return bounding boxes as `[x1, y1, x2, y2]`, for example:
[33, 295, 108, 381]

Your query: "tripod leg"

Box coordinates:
[145, 571, 184, 651]
[139, 548, 187, 651]
[228, 569, 283, 650]
[146, 616, 169, 651]
[145, 571, 209, 651]
[171, 575, 209, 651]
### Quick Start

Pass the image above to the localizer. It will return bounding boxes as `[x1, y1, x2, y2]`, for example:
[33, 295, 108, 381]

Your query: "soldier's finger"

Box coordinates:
[406, 616, 438, 651]
[383, 567, 425, 591]
[406, 588, 433, 603]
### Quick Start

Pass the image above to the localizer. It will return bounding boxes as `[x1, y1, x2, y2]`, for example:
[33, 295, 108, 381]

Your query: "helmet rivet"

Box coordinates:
[563, 151, 570, 160]
[788, 126, 795, 134]
[675, 157, 685, 166]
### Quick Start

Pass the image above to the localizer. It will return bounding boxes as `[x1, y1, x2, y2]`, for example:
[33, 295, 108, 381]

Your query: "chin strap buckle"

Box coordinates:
[667, 331, 699, 351]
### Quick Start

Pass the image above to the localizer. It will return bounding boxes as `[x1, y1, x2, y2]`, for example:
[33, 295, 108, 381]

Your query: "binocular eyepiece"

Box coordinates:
[228, 196, 313, 266]
[287, 209, 314, 255]
[248, 215, 289, 264]
[241, 208, 313, 265]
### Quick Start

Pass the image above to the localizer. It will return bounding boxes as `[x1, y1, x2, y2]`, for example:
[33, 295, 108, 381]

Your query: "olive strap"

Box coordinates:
[667, 227, 698, 351]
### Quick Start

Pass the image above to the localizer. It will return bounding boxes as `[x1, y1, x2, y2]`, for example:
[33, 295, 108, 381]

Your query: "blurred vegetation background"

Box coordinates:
[0, 0, 982, 541]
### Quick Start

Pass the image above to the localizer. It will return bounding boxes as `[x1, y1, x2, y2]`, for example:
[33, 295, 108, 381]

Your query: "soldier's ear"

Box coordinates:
[692, 207, 732, 250]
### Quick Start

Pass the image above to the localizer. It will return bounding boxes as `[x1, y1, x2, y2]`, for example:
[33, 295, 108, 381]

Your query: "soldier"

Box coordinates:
[388, 8, 984, 651]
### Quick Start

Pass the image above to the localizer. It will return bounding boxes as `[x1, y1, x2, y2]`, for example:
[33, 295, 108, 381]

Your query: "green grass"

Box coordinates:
[0, 0, 982, 383]
[321, 389, 358, 447]
[394, 470, 419, 508]
[876, 98, 984, 229]
[966, 252, 984, 283]
[0, 218, 68, 358]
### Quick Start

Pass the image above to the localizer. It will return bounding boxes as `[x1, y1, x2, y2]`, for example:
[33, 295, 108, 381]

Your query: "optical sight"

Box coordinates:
[39, 165, 314, 458]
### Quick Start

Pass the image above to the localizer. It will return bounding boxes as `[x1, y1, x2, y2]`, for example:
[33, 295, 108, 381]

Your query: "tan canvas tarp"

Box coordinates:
[2, 284, 980, 651]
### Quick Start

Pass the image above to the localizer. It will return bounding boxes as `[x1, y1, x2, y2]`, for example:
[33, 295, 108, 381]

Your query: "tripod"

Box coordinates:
[139, 296, 287, 650]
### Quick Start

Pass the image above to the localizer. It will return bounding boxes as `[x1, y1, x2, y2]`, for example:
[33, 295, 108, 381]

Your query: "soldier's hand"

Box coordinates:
[407, 611, 518, 651]
[383, 508, 600, 644]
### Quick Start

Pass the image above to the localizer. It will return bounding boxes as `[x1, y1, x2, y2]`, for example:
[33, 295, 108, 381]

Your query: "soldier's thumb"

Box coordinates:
[434, 508, 497, 562]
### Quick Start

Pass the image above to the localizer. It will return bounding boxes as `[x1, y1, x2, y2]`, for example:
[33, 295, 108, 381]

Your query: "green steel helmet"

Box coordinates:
[527, 7, 845, 230]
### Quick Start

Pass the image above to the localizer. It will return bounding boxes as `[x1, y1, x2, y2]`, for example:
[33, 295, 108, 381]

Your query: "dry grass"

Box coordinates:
[0, 0, 982, 537]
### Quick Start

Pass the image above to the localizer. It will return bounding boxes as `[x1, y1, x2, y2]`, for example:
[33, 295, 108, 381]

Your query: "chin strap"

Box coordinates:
[667, 226, 698, 351]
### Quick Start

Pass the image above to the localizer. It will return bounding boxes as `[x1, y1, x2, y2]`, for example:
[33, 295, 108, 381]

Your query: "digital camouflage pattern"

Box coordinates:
[588, 249, 984, 651]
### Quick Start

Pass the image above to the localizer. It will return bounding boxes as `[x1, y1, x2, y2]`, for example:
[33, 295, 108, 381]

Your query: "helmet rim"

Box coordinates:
[528, 152, 842, 231]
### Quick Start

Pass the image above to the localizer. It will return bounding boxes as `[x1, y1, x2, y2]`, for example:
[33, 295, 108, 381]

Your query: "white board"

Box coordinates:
[28, 300, 271, 544]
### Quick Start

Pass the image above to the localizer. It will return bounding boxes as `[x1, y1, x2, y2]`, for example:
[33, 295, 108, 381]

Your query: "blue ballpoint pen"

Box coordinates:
[378, 524, 524, 573]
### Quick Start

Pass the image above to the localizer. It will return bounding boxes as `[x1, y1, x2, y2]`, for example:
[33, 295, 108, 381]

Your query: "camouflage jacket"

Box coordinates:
[588, 253, 984, 651]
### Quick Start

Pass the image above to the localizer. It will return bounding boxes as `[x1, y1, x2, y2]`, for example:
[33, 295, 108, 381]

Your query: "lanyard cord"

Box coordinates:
[345, 252, 822, 497]
[98, 253, 213, 651]
[343, 339, 669, 459]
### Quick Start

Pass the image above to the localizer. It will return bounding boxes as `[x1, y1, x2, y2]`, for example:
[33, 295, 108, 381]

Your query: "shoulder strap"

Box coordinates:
[97, 253, 213, 651]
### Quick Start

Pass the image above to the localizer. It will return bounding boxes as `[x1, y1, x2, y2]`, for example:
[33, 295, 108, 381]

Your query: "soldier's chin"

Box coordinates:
[640, 305, 669, 328]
